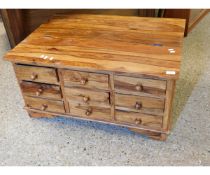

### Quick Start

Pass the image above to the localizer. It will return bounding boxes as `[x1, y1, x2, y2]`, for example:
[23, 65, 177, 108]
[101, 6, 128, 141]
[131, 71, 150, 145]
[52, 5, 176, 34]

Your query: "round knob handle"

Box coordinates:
[83, 96, 89, 103]
[36, 88, 43, 96]
[26, 104, 31, 108]
[135, 84, 143, 91]
[41, 104, 48, 111]
[85, 107, 92, 116]
[135, 118, 142, 125]
[135, 102, 142, 110]
[30, 73, 38, 80]
[80, 78, 87, 85]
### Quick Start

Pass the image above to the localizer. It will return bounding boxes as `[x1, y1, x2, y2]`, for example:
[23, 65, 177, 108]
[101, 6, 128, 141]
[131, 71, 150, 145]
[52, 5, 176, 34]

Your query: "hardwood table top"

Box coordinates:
[4, 14, 185, 79]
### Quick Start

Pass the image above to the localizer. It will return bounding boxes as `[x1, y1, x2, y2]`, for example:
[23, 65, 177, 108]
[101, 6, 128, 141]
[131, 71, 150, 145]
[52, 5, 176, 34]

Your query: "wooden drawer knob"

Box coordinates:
[36, 88, 43, 96]
[83, 96, 89, 102]
[135, 102, 142, 110]
[30, 73, 38, 80]
[80, 78, 88, 85]
[85, 107, 92, 116]
[41, 104, 48, 111]
[135, 118, 142, 125]
[135, 84, 143, 91]
[26, 104, 31, 108]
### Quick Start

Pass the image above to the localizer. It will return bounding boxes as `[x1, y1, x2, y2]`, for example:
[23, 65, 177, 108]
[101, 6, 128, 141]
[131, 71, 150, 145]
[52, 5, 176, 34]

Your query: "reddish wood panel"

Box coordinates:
[0, 9, 25, 47]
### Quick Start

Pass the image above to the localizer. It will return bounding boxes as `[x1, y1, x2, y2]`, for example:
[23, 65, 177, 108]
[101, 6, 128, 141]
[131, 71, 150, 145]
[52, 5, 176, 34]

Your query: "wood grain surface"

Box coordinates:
[64, 87, 110, 108]
[14, 64, 59, 84]
[24, 96, 65, 113]
[4, 14, 185, 79]
[114, 75, 166, 98]
[61, 69, 109, 90]
[20, 81, 62, 100]
[68, 102, 111, 121]
[116, 110, 162, 130]
[115, 93, 164, 116]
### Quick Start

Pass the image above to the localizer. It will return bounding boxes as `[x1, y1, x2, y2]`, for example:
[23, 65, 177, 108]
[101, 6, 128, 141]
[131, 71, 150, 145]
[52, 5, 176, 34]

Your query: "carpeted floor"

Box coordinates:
[0, 13, 210, 166]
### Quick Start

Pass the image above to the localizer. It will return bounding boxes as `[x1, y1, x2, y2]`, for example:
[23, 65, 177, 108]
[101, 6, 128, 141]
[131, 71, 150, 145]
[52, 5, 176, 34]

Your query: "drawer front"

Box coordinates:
[14, 65, 58, 84]
[68, 102, 111, 121]
[64, 87, 110, 108]
[20, 81, 62, 100]
[114, 75, 166, 97]
[24, 96, 65, 113]
[115, 93, 164, 116]
[61, 70, 109, 90]
[116, 110, 162, 130]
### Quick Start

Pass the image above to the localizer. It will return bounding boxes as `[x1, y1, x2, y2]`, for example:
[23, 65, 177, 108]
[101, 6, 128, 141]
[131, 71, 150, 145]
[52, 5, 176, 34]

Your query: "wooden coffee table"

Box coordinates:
[4, 14, 185, 140]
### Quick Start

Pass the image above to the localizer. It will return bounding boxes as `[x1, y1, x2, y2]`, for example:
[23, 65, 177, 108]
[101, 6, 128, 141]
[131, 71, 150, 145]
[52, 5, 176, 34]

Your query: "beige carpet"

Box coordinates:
[0, 14, 210, 165]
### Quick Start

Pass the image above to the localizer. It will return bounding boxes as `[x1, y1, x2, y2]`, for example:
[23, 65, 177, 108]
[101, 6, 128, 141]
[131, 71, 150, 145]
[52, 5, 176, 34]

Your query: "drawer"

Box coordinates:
[68, 102, 111, 121]
[116, 110, 162, 130]
[114, 75, 166, 97]
[61, 70, 109, 90]
[24, 96, 65, 113]
[115, 93, 164, 116]
[64, 87, 110, 108]
[14, 64, 58, 84]
[20, 81, 62, 100]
